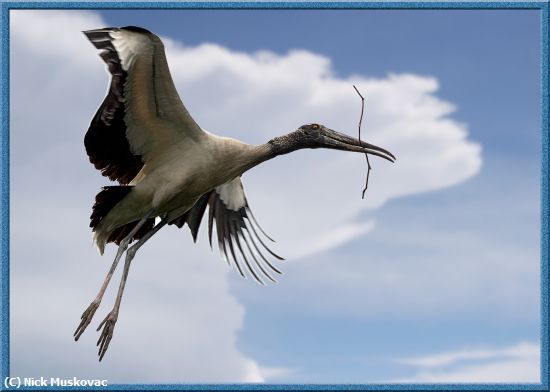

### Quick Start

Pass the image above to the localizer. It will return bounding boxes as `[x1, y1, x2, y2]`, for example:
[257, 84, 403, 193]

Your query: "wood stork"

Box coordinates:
[74, 26, 395, 360]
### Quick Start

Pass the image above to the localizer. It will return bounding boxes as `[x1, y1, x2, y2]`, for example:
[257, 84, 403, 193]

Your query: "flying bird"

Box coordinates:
[74, 26, 395, 360]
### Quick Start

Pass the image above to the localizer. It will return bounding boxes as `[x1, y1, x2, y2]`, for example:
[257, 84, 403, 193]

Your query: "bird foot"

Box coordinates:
[96, 311, 118, 361]
[74, 301, 100, 341]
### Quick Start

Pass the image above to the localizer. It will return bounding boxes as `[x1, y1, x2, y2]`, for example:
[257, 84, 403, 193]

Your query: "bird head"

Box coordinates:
[269, 123, 395, 163]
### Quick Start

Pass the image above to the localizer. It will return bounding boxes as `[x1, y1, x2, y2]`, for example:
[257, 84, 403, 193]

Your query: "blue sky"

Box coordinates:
[98, 9, 541, 382]
[9, 8, 541, 384]
[97, 9, 540, 151]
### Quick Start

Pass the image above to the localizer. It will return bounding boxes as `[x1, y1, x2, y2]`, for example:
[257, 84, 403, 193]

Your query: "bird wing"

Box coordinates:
[83, 26, 205, 184]
[170, 177, 284, 284]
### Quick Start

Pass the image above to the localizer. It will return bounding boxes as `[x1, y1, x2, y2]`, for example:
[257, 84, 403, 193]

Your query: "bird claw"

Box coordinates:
[96, 311, 118, 361]
[74, 301, 99, 341]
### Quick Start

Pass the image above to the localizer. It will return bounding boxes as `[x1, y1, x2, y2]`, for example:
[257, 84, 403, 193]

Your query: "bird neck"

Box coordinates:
[212, 141, 272, 180]
[214, 132, 303, 179]
[267, 131, 303, 157]
[233, 138, 295, 176]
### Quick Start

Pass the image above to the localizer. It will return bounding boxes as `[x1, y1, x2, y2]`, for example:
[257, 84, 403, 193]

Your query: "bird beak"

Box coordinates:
[319, 127, 396, 162]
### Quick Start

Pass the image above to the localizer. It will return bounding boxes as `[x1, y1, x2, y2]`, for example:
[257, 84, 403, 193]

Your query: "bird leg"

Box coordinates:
[74, 210, 155, 341]
[96, 218, 167, 361]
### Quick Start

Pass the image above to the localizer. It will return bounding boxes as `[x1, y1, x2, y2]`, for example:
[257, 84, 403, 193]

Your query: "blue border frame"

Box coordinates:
[1, 1, 548, 390]
[0, 1, 548, 8]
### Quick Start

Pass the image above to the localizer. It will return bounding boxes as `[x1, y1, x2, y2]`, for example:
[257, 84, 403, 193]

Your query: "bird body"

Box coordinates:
[94, 135, 270, 254]
[75, 25, 395, 360]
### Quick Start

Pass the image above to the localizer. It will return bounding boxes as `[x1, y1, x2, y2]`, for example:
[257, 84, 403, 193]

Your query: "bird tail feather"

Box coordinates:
[90, 186, 154, 254]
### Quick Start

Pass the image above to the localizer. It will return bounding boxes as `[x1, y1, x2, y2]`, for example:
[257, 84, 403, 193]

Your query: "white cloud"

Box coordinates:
[158, 33, 481, 258]
[394, 342, 540, 383]
[9, 10, 263, 384]
[9, 9, 482, 383]
[256, 366, 296, 381]
[289, 221, 376, 259]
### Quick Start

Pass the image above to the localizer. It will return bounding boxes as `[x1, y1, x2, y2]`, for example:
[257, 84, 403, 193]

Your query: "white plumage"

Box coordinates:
[75, 26, 395, 361]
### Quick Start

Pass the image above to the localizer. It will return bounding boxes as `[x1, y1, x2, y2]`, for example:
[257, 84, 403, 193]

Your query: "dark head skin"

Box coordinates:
[268, 123, 396, 162]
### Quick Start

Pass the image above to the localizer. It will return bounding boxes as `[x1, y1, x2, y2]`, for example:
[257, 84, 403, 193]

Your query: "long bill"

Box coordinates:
[319, 127, 396, 163]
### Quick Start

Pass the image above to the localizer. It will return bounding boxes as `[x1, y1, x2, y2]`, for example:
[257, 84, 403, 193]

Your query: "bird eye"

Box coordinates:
[310, 124, 320, 130]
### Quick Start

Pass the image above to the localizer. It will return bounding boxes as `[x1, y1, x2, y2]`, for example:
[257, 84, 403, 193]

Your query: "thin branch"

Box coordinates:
[353, 85, 371, 199]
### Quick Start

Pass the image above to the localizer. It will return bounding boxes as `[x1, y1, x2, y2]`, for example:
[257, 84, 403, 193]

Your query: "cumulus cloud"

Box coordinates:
[9, 10, 265, 383]
[394, 342, 540, 383]
[290, 220, 376, 259]
[9, 9, 481, 383]
[157, 36, 481, 258]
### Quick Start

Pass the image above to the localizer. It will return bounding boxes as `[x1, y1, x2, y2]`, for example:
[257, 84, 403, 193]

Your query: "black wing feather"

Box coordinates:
[83, 28, 146, 185]
[168, 182, 284, 284]
[186, 193, 210, 241]
[212, 189, 283, 282]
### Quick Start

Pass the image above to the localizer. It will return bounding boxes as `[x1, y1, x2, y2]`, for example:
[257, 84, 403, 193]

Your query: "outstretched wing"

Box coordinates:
[170, 177, 284, 284]
[83, 26, 205, 184]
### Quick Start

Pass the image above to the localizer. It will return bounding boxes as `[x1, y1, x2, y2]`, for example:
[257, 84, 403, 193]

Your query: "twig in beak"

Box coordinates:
[353, 85, 371, 199]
